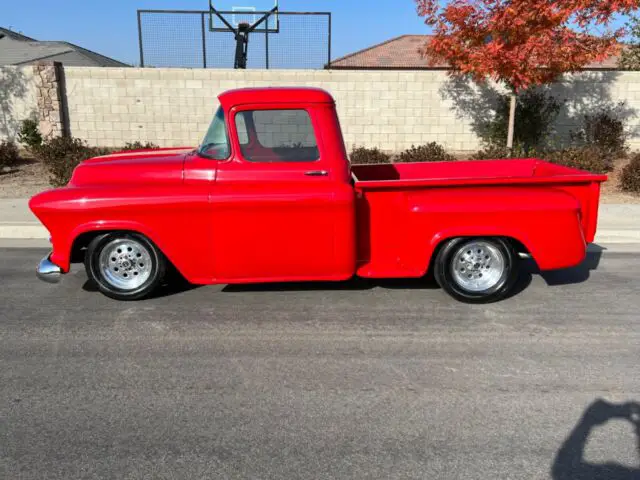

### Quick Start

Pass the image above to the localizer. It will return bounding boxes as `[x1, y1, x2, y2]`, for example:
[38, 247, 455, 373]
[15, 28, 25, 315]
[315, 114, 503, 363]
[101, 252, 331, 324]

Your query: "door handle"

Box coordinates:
[305, 170, 328, 177]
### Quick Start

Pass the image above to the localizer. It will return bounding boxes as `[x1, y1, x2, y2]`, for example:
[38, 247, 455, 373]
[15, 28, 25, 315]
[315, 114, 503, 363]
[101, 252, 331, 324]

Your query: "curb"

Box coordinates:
[0, 223, 48, 239]
[594, 230, 640, 243]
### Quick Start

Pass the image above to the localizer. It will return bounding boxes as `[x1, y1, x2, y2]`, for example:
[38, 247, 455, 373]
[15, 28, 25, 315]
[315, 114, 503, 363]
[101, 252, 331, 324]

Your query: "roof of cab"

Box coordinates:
[218, 87, 335, 108]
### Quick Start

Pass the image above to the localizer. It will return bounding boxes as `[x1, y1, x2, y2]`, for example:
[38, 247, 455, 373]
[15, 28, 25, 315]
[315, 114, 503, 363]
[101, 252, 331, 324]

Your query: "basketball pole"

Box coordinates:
[209, 5, 278, 69]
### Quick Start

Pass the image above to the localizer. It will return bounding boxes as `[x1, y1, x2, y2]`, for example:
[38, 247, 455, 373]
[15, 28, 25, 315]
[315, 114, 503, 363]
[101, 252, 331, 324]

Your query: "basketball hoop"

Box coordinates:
[209, 1, 279, 69]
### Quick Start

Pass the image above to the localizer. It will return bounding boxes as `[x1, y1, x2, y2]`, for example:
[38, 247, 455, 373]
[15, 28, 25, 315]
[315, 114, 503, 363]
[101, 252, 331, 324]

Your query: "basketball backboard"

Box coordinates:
[209, 0, 279, 33]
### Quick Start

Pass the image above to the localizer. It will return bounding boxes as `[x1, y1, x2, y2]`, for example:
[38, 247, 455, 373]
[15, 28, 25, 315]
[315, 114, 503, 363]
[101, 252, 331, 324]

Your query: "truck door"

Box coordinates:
[212, 103, 355, 282]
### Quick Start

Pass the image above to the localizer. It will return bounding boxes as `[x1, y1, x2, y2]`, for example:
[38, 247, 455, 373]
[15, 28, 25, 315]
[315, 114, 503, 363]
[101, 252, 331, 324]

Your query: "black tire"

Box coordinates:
[433, 237, 519, 304]
[84, 232, 166, 301]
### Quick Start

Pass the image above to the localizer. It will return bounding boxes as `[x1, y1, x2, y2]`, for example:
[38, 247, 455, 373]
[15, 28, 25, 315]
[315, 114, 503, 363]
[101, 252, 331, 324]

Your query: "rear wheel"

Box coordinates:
[433, 237, 518, 303]
[85, 232, 166, 301]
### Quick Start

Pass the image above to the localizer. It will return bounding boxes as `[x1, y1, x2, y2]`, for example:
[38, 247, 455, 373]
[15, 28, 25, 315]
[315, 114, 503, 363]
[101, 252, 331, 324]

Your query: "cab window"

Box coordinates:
[234, 109, 319, 162]
[198, 107, 230, 160]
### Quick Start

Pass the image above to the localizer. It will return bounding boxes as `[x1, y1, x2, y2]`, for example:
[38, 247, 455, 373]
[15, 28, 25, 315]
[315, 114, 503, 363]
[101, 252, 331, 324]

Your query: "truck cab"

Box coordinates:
[195, 88, 357, 283]
[30, 87, 607, 303]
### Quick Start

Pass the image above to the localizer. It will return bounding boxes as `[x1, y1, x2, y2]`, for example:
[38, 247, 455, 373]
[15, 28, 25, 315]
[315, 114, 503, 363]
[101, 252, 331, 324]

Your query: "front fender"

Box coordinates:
[52, 220, 164, 272]
[29, 185, 212, 282]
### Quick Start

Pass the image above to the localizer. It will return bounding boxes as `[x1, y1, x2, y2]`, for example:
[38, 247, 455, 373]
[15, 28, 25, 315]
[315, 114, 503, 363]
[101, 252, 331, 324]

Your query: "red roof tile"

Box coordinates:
[329, 34, 622, 70]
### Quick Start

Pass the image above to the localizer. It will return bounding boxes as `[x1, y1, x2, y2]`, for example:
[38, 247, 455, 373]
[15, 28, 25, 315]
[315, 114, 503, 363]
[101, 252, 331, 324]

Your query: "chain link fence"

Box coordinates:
[137, 10, 331, 69]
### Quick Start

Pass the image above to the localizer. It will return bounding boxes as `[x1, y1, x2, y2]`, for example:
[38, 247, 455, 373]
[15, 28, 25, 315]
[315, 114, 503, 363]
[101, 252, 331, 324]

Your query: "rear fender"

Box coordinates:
[426, 215, 586, 273]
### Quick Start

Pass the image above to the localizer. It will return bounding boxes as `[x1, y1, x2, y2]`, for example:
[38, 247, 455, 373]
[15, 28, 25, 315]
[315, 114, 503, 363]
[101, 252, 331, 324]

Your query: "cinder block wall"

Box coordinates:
[7, 66, 640, 152]
[62, 68, 488, 151]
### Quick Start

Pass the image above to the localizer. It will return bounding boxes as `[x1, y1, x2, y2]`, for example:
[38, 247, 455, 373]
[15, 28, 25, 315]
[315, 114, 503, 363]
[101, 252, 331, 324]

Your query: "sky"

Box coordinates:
[2, 0, 431, 66]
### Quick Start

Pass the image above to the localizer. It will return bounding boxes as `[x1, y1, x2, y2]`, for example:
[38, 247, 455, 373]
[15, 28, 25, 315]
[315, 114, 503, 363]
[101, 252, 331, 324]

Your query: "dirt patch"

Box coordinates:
[0, 160, 49, 199]
[600, 157, 640, 204]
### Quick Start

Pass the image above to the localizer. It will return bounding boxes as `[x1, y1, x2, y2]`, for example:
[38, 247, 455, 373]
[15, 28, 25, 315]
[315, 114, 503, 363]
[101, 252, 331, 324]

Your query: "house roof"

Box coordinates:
[0, 26, 128, 67]
[0, 27, 36, 41]
[329, 34, 622, 70]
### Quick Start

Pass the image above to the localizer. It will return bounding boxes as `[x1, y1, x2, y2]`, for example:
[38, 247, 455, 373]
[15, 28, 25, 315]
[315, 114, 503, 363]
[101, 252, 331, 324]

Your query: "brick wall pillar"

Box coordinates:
[33, 61, 69, 139]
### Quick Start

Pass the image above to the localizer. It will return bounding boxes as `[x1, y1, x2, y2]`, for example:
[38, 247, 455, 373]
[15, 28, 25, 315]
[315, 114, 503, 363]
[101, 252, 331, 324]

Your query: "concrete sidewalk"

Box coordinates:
[1, 198, 639, 244]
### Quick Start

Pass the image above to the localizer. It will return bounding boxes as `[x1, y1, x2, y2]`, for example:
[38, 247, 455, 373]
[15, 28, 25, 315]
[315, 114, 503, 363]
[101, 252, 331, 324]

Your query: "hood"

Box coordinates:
[69, 148, 194, 187]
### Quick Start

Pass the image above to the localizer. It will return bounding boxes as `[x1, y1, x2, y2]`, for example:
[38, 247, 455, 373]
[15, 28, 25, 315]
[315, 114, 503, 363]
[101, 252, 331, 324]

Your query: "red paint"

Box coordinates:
[29, 87, 606, 286]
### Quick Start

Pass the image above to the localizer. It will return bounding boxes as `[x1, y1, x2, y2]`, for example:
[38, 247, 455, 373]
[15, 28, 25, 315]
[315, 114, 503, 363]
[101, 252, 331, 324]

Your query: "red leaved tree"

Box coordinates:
[416, 0, 640, 150]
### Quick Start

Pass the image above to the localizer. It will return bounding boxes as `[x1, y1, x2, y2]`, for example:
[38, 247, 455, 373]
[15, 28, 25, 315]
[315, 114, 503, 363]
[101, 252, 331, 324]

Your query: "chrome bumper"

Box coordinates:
[37, 253, 62, 283]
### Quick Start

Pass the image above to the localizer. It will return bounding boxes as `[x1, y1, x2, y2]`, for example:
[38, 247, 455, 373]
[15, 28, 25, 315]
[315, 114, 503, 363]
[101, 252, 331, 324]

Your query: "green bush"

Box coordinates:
[34, 136, 110, 187]
[571, 105, 628, 158]
[481, 90, 561, 151]
[17, 119, 42, 150]
[470, 144, 540, 160]
[620, 154, 640, 193]
[349, 146, 390, 164]
[120, 141, 160, 151]
[546, 146, 613, 174]
[396, 142, 454, 163]
[0, 141, 20, 169]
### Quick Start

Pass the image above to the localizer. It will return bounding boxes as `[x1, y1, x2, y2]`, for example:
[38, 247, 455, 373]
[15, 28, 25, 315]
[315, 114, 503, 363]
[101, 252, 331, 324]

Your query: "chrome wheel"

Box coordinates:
[450, 240, 506, 292]
[98, 238, 153, 290]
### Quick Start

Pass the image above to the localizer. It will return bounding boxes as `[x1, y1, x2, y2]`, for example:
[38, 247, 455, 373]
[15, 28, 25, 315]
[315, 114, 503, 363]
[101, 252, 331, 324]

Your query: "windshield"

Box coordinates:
[198, 107, 230, 160]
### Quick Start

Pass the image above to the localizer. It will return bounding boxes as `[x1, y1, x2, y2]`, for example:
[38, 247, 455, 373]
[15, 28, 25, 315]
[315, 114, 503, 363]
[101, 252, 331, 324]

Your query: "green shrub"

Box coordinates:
[34, 136, 110, 187]
[620, 154, 640, 193]
[17, 119, 42, 150]
[349, 146, 390, 164]
[0, 141, 20, 169]
[481, 90, 561, 151]
[471, 144, 511, 160]
[546, 146, 613, 174]
[397, 142, 454, 163]
[120, 141, 160, 151]
[571, 105, 628, 158]
[470, 144, 539, 160]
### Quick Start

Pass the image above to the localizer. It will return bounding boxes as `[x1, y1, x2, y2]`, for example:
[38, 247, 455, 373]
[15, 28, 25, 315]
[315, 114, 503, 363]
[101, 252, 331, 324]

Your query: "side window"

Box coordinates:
[234, 109, 319, 162]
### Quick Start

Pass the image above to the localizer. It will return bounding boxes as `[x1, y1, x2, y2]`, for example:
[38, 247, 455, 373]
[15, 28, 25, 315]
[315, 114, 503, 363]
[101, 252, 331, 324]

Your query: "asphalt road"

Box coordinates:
[1, 247, 639, 480]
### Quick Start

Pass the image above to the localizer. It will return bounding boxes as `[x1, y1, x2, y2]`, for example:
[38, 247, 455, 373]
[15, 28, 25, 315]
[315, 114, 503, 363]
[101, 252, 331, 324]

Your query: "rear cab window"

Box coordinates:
[234, 109, 319, 163]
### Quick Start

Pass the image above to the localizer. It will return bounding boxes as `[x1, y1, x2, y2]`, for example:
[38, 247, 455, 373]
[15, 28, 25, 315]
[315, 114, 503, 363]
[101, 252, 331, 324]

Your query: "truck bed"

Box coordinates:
[351, 159, 608, 278]
[351, 158, 607, 189]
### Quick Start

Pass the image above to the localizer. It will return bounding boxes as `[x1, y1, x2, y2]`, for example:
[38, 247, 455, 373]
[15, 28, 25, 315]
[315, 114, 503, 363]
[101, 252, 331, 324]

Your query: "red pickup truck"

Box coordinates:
[30, 87, 606, 303]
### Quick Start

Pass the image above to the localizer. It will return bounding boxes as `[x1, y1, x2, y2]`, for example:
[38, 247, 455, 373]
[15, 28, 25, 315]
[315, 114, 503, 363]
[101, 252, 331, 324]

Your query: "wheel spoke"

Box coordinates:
[98, 238, 153, 290]
[450, 241, 506, 292]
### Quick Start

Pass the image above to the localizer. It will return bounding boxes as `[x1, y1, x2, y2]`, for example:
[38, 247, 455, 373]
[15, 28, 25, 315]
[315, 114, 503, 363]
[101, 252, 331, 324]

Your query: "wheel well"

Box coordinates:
[70, 230, 183, 279]
[425, 235, 531, 276]
[70, 230, 169, 263]
[70, 231, 104, 263]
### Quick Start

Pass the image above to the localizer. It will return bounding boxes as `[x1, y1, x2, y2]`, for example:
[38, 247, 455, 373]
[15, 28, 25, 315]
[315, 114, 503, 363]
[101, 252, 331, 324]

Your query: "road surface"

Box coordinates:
[1, 247, 639, 479]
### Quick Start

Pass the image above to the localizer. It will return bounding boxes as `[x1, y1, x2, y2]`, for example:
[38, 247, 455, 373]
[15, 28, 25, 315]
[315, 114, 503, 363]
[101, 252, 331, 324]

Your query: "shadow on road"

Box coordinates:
[222, 276, 440, 293]
[519, 244, 604, 288]
[552, 399, 640, 480]
[82, 274, 201, 299]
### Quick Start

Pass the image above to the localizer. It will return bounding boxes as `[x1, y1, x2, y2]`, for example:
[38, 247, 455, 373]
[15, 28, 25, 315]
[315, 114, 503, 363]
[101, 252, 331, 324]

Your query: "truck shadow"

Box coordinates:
[525, 244, 604, 287]
[82, 274, 201, 299]
[551, 399, 640, 480]
[222, 276, 440, 293]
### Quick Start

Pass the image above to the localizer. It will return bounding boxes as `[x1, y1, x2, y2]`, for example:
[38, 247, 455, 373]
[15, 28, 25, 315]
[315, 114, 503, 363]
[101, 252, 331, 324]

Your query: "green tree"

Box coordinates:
[621, 16, 640, 70]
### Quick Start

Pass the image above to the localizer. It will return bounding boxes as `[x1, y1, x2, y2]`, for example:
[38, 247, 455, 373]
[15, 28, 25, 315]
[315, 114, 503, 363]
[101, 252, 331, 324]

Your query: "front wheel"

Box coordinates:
[433, 237, 519, 303]
[85, 232, 166, 301]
